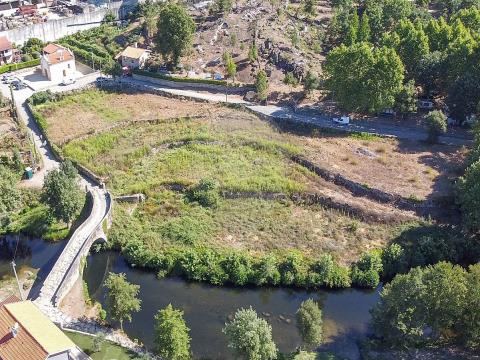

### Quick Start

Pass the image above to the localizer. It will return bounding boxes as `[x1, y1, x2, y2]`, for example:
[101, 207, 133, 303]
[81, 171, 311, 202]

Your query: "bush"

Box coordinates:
[351, 251, 383, 288]
[185, 179, 220, 208]
[160, 215, 207, 245]
[222, 252, 253, 285]
[0, 59, 40, 74]
[425, 110, 447, 143]
[252, 254, 281, 286]
[381, 243, 407, 279]
[307, 254, 351, 288]
[29, 90, 57, 106]
[279, 251, 308, 286]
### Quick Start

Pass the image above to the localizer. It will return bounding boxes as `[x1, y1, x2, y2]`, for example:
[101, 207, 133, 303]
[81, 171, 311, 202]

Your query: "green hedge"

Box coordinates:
[0, 59, 40, 74]
[133, 69, 237, 87]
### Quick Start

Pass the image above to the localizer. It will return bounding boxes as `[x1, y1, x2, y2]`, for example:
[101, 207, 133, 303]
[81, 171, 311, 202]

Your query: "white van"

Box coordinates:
[333, 116, 350, 125]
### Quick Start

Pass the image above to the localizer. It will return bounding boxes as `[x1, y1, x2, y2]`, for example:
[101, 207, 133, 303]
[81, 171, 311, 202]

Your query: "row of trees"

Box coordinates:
[325, 1, 480, 120]
[372, 261, 480, 349]
[104, 271, 324, 359]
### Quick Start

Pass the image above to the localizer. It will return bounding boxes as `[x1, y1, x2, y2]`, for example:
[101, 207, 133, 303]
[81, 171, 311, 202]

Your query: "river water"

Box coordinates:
[84, 251, 381, 360]
[0, 235, 66, 281]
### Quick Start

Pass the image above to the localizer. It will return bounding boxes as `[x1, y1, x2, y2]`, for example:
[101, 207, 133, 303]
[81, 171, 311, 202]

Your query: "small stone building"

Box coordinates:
[41, 43, 76, 83]
[117, 46, 149, 70]
[0, 36, 13, 65]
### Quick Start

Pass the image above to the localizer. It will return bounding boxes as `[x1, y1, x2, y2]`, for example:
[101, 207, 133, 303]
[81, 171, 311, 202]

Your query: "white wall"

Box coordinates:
[0, 0, 140, 46]
[43, 59, 76, 82]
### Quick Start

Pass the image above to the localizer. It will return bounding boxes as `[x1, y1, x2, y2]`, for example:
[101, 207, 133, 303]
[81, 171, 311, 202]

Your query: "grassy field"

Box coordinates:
[35, 90, 462, 263]
[36, 90, 463, 201]
[65, 331, 139, 360]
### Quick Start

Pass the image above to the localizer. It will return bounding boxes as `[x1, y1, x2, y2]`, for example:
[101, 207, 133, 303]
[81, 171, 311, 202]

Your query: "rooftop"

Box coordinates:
[119, 46, 148, 60]
[0, 299, 76, 360]
[0, 36, 12, 52]
[42, 43, 74, 65]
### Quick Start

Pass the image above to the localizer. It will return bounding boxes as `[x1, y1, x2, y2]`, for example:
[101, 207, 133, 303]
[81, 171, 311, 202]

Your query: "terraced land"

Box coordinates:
[34, 90, 463, 263]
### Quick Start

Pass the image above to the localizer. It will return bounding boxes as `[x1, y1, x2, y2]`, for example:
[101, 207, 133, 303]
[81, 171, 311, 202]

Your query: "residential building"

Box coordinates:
[41, 43, 76, 83]
[0, 295, 88, 360]
[118, 46, 149, 70]
[0, 36, 13, 65]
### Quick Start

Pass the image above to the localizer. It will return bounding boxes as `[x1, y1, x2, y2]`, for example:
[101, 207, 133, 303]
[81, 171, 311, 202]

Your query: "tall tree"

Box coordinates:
[42, 161, 84, 226]
[461, 264, 480, 347]
[255, 70, 269, 103]
[223, 52, 237, 82]
[141, 0, 161, 41]
[154, 304, 191, 360]
[394, 80, 418, 119]
[156, 3, 195, 67]
[324, 42, 404, 113]
[345, 11, 359, 45]
[105, 272, 141, 331]
[358, 12, 371, 42]
[223, 307, 277, 360]
[0, 166, 21, 215]
[457, 160, 480, 233]
[383, 19, 429, 78]
[296, 299, 323, 348]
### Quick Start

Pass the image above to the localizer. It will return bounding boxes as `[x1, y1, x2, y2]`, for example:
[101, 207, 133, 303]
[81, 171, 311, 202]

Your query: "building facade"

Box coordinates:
[41, 43, 76, 83]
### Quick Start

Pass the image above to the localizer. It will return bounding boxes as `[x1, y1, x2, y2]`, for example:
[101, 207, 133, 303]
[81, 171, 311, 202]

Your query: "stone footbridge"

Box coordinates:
[33, 182, 112, 318]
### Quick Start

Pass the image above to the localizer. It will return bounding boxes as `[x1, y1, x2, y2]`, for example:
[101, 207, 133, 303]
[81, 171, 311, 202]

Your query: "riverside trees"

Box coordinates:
[105, 272, 141, 331]
[42, 161, 84, 226]
[154, 304, 191, 360]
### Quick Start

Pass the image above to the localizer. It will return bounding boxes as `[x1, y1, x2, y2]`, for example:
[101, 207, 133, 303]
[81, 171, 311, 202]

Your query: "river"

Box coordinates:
[84, 251, 381, 360]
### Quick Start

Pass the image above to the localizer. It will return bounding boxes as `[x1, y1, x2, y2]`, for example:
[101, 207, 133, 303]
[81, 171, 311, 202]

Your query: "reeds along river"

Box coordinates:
[84, 250, 382, 360]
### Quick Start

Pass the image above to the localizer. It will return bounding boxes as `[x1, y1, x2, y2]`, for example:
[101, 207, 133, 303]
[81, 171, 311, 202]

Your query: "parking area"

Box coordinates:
[1, 61, 95, 92]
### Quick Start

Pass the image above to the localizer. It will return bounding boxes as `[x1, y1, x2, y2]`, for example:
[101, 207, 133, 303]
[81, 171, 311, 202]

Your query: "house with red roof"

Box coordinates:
[0, 36, 13, 65]
[40, 43, 77, 83]
[0, 295, 89, 360]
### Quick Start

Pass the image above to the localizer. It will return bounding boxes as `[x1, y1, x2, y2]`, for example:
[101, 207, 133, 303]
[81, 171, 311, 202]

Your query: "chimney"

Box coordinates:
[11, 322, 19, 338]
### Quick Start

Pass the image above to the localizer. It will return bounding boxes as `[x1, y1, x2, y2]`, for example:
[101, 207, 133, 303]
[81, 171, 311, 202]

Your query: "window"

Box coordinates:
[68, 64, 70, 69]
[63, 69, 66, 77]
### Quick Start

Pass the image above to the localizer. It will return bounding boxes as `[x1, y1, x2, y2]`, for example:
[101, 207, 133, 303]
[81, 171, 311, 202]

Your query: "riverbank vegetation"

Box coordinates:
[31, 89, 476, 290]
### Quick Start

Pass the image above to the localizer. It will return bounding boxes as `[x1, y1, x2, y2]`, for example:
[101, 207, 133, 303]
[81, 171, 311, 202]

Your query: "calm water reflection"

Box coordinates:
[85, 251, 381, 360]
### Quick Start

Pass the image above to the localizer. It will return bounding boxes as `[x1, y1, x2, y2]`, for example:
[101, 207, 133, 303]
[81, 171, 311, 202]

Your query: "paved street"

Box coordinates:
[121, 76, 472, 147]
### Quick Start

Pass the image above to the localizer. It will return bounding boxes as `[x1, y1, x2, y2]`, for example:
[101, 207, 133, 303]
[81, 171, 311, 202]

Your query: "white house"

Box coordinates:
[0, 36, 13, 65]
[41, 43, 77, 83]
[118, 46, 149, 70]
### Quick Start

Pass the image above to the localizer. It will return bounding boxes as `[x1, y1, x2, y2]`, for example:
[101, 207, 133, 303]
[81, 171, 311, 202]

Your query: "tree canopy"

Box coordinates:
[296, 299, 323, 348]
[104, 272, 142, 330]
[156, 3, 195, 66]
[223, 307, 277, 360]
[42, 161, 84, 225]
[154, 304, 191, 360]
[324, 42, 404, 113]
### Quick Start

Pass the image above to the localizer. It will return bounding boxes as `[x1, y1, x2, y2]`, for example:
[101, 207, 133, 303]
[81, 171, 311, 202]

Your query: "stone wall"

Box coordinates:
[133, 73, 252, 94]
[0, 0, 138, 46]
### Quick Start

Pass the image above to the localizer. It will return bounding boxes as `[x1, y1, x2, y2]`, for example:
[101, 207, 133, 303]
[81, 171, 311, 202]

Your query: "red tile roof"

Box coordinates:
[0, 37, 12, 53]
[0, 302, 48, 360]
[0, 295, 19, 307]
[42, 43, 74, 65]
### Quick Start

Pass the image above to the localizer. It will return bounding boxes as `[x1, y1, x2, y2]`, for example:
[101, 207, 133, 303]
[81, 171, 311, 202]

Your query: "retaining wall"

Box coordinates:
[0, 0, 137, 46]
[132, 73, 252, 94]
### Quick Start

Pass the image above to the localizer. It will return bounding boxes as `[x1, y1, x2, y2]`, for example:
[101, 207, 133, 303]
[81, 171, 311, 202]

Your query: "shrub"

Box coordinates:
[252, 253, 281, 286]
[381, 243, 407, 279]
[308, 254, 351, 288]
[222, 252, 253, 285]
[279, 251, 308, 286]
[29, 90, 57, 105]
[160, 215, 207, 245]
[0, 59, 40, 74]
[351, 251, 383, 288]
[425, 110, 447, 143]
[185, 178, 220, 208]
[179, 248, 227, 284]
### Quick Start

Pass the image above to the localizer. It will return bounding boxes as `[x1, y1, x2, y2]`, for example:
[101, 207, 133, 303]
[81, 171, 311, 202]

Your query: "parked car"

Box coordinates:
[96, 76, 108, 84]
[60, 78, 76, 86]
[418, 99, 434, 110]
[12, 80, 26, 90]
[2, 75, 11, 84]
[333, 116, 350, 125]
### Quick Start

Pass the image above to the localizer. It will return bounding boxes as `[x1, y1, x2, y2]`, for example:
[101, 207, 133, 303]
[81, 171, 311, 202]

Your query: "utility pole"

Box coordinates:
[11, 261, 24, 301]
